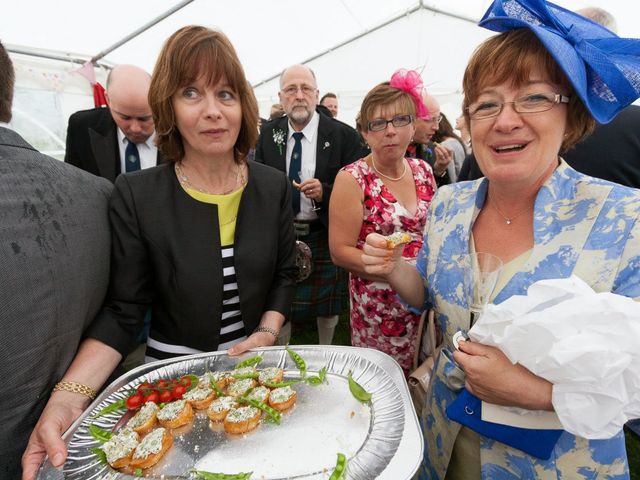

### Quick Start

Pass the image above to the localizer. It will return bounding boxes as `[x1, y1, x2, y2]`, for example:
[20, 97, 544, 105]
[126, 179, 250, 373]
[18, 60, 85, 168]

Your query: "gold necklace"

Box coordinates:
[175, 161, 245, 195]
[488, 193, 531, 225]
[371, 156, 407, 181]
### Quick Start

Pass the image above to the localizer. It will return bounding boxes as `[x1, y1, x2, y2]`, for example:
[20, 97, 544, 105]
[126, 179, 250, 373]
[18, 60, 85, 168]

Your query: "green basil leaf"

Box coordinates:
[186, 374, 200, 392]
[88, 424, 113, 443]
[90, 447, 108, 465]
[91, 398, 126, 418]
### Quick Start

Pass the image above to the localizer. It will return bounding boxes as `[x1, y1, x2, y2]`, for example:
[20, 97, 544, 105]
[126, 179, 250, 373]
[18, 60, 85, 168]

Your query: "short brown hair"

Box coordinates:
[462, 29, 594, 151]
[359, 82, 416, 131]
[0, 41, 15, 123]
[149, 26, 258, 162]
[320, 92, 337, 104]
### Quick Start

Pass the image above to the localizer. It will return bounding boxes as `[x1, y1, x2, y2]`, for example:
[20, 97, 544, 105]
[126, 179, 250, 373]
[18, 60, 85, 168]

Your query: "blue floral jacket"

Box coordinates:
[416, 161, 640, 480]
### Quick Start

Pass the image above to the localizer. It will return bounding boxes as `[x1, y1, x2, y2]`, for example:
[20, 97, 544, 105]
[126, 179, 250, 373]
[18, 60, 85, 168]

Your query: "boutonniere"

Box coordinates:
[323, 141, 330, 150]
[273, 128, 286, 155]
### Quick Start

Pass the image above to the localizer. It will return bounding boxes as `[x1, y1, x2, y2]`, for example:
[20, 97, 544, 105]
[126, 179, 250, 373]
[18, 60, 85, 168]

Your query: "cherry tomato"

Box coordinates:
[172, 384, 186, 400]
[144, 391, 160, 404]
[137, 382, 153, 392]
[126, 393, 144, 410]
[159, 390, 173, 403]
[155, 379, 169, 389]
[179, 375, 192, 388]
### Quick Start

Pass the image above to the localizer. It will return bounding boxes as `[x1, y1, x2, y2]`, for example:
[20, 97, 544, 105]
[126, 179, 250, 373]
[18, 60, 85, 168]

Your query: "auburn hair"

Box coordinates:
[149, 26, 258, 162]
[462, 29, 594, 151]
[359, 82, 416, 131]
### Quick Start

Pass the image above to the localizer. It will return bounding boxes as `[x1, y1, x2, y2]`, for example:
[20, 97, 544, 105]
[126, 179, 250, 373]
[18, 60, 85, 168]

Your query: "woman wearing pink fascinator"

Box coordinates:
[328, 69, 437, 374]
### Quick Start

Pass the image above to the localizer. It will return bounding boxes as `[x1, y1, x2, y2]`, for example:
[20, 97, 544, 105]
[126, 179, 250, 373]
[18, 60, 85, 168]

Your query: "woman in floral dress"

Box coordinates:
[329, 71, 438, 373]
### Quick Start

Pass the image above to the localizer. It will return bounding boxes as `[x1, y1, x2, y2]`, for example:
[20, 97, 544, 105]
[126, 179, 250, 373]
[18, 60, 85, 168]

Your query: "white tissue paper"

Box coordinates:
[469, 275, 640, 439]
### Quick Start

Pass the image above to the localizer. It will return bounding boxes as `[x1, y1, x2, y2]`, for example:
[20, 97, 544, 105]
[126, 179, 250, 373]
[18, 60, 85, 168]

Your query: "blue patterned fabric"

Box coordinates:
[415, 160, 640, 479]
[479, 0, 640, 123]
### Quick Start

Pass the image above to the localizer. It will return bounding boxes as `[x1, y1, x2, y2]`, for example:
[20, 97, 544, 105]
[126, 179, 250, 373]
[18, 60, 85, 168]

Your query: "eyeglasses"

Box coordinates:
[467, 92, 570, 120]
[425, 114, 443, 125]
[281, 85, 317, 97]
[368, 114, 414, 132]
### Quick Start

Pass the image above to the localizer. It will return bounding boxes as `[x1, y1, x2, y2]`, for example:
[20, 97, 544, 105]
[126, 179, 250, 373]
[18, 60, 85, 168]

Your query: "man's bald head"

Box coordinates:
[413, 94, 441, 144]
[106, 65, 154, 144]
[576, 7, 617, 33]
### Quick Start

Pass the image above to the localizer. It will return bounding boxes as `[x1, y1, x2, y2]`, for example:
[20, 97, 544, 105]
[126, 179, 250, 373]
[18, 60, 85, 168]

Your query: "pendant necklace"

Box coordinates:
[175, 162, 244, 226]
[175, 161, 245, 195]
[488, 193, 531, 225]
[371, 156, 407, 181]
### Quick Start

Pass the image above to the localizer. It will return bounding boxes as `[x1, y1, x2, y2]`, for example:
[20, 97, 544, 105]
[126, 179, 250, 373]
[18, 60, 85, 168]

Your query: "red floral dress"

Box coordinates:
[343, 157, 436, 374]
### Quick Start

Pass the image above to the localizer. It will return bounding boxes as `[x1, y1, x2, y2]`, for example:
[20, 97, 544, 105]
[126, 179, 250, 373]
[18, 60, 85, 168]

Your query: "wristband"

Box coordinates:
[53, 381, 97, 400]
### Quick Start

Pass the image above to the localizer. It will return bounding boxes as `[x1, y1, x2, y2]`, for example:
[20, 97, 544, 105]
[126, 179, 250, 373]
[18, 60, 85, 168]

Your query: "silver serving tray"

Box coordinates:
[37, 346, 423, 479]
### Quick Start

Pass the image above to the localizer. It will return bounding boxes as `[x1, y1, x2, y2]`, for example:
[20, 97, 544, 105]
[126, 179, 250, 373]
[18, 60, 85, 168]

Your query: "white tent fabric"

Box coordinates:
[2, 0, 638, 157]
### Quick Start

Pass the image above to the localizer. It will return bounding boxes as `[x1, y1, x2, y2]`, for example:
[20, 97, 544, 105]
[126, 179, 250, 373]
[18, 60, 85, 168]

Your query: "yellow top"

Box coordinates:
[182, 186, 245, 247]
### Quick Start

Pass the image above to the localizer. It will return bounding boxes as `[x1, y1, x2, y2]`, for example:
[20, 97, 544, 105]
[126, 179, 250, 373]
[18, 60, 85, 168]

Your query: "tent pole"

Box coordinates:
[253, 1, 477, 88]
[6, 44, 112, 68]
[90, 0, 195, 63]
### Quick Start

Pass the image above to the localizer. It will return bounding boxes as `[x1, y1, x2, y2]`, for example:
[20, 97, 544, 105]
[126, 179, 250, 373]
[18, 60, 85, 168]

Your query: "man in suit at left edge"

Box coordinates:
[0, 41, 113, 479]
[64, 64, 163, 182]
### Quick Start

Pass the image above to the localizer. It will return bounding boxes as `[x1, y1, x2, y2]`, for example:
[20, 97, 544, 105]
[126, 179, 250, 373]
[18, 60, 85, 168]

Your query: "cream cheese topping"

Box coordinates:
[183, 383, 213, 401]
[208, 371, 231, 382]
[133, 428, 166, 459]
[126, 402, 159, 429]
[103, 429, 139, 464]
[225, 406, 259, 423]
[248, 386, 270, 403]
[258, 367, 282, 384]
[270, 386, 295, 403]
[157, 400, 187, 421]
[227, 378, 255, 397]
[208, 396, 237, 414]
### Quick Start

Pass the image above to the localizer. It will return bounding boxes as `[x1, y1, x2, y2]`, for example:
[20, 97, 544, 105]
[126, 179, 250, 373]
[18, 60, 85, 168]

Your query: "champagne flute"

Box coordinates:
[298, 166, 320, 212]
[463, 252, 503, 327]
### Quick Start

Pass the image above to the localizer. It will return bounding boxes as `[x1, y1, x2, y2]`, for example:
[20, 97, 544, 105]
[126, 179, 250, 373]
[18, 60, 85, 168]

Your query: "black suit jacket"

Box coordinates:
[564, 105, 640, 188]
[254, 110, 362, 226]
[64, 107, 164, 183]
[86, 161, 296, 356]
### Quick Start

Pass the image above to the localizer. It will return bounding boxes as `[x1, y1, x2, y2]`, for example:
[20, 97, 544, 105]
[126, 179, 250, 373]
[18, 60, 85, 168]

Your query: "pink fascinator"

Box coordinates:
[389, 69, 429, 120]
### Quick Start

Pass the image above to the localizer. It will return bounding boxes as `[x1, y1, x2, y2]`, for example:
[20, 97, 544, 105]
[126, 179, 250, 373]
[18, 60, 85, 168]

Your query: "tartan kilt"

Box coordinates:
[290, 227, 349, 322]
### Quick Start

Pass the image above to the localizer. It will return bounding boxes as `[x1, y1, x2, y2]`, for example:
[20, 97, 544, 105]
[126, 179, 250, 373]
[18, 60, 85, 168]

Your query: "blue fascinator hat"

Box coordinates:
[479, 0, 640, 123]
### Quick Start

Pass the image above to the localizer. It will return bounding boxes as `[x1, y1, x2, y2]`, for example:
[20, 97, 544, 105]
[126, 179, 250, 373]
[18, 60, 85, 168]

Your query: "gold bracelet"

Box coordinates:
[254, 326, 279, 340]
[53, 381, 97, 400]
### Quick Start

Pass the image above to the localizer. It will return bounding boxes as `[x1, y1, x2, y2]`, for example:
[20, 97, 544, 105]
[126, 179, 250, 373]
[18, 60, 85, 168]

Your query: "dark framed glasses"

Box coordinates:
[367, 114, 414, 132]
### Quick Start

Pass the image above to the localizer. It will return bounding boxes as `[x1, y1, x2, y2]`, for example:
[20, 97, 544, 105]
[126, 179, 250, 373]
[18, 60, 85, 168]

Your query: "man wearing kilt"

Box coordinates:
[255, 64, 362, 344]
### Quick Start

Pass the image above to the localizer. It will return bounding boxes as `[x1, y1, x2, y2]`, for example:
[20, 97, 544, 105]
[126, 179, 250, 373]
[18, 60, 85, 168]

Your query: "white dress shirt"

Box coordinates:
[117, 129, 158, 173]
[286, 111, 320, 220]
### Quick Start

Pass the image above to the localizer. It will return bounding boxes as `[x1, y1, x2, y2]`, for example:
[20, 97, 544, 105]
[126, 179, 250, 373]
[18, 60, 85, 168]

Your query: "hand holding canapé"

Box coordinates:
[361, 232, 406, 278]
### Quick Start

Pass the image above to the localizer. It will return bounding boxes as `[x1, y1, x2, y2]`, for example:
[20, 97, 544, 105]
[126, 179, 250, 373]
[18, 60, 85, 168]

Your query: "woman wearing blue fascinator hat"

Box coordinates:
[361, 1, 640, 479]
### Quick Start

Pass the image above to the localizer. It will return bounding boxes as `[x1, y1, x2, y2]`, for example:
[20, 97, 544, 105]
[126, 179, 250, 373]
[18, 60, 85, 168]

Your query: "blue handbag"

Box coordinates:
[446, 388, 564, 460]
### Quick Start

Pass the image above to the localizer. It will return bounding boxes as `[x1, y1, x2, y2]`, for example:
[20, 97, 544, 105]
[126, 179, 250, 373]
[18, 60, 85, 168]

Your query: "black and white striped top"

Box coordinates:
[145, 246, 247, 362]
[145, 186, 247, 362]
